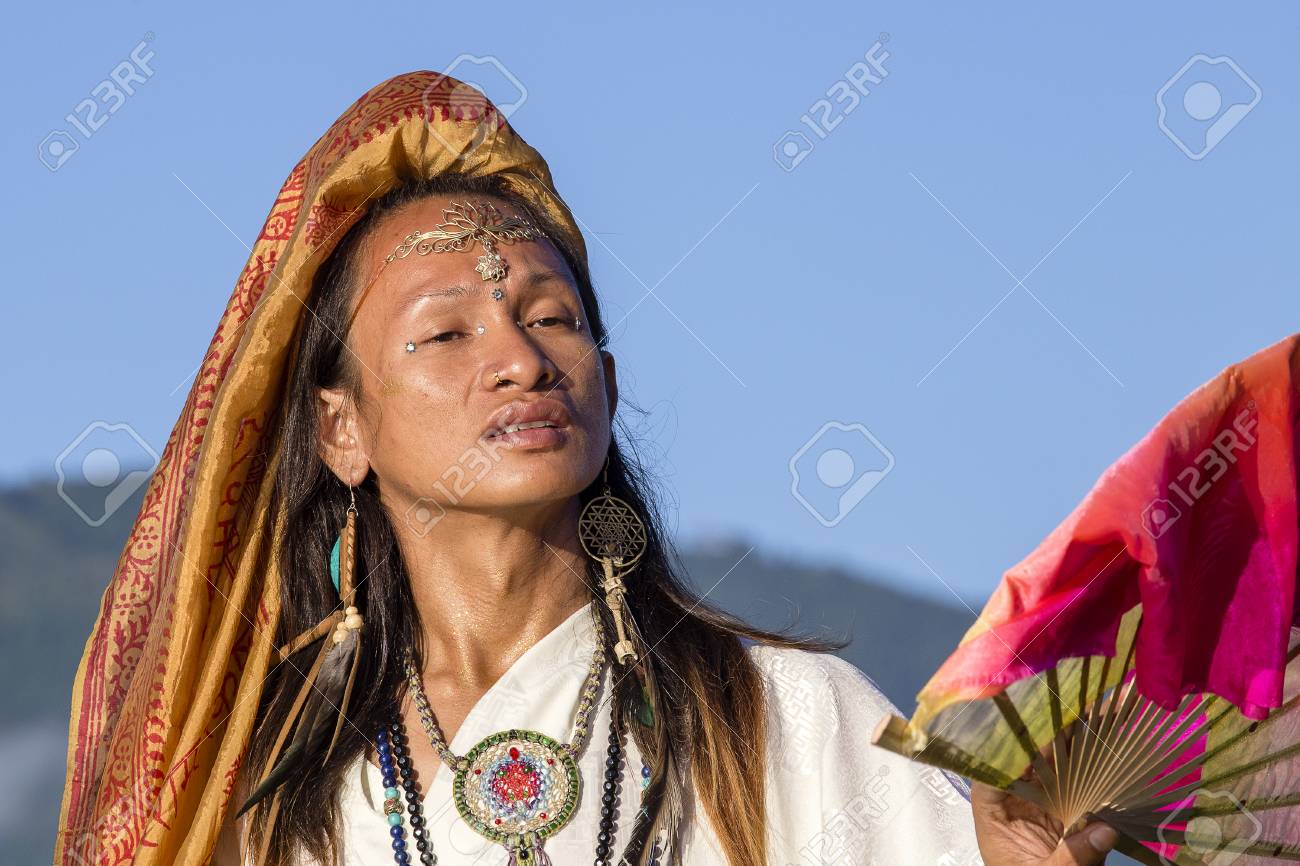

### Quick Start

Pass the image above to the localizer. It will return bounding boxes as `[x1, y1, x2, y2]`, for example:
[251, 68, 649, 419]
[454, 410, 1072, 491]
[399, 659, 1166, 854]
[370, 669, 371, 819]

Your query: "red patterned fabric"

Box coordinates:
[55, 71, 586, 866]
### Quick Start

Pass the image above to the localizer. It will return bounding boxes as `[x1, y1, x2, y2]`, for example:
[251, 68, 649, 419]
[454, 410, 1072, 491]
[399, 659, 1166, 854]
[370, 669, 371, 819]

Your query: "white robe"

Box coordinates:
[227, 603, 982, 865]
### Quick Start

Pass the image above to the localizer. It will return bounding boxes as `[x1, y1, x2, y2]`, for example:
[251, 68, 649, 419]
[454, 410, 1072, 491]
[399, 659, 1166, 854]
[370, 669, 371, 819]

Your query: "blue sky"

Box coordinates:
[3, 2, 1296, 604]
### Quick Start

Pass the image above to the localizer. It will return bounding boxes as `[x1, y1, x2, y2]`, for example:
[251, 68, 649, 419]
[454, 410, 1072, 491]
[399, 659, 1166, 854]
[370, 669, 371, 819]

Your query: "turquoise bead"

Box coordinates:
[385, 786, 400, 800]
[387, 812, 402, 827]
[329, 534, 341, 593]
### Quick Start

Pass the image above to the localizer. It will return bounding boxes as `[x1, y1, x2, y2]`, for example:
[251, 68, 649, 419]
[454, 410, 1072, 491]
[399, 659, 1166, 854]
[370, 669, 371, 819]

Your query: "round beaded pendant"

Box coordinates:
[404, 618, 608, 864]
[452, 729, 580, 846]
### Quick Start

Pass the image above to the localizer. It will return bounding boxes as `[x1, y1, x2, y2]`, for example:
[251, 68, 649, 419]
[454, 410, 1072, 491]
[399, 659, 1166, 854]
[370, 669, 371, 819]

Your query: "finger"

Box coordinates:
[1048, 822, 1119, 866]
[970, 781, 1010, 808]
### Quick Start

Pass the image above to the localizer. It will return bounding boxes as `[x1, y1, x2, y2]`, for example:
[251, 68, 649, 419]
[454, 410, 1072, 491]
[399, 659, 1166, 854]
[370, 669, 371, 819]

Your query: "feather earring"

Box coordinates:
[236, 487, 365, 837]
[619, 647, 686, 866]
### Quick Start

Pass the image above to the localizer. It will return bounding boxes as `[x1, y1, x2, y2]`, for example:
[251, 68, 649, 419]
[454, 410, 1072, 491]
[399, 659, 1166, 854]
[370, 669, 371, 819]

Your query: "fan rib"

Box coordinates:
[1071, 635, 1139, 825]
[1083, 684, 1170, 825]
[993, 691, 1061, 812]
[1104, 693, 1209, 812]
[870, 714, 1042, 803]
[1067, 654, 1110, 828]
[1126, 691, 1300, 814]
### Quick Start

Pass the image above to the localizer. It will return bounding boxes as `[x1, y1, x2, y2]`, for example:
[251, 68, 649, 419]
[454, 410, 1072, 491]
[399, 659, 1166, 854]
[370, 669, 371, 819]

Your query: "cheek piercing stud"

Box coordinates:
[404, 341, 416, 353]
[475, 324, 486, 335]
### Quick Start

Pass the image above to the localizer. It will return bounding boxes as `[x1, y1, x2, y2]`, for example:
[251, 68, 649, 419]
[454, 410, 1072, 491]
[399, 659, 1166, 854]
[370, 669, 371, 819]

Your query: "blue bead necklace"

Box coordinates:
[376, 722, 430, 866]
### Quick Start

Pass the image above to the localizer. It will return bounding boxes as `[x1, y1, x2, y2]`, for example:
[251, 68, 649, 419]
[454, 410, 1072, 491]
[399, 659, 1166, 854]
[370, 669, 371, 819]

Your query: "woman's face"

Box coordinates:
[318, 194, 617, 528]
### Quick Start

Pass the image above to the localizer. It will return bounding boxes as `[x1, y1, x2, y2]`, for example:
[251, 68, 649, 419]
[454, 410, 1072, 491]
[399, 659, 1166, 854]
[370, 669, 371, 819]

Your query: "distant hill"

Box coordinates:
[678, 536, 975, 711]
[1, 480, 975, 864]
[0, 481, 155, 729]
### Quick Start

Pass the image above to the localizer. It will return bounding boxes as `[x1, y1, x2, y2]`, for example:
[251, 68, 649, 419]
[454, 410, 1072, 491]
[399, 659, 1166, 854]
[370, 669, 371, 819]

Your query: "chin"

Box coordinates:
[475, 459, 591, 502]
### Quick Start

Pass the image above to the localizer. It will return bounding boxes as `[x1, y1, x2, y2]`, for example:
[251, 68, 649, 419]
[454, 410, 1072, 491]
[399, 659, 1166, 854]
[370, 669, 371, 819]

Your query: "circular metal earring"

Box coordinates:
[578, 455, 648, 665]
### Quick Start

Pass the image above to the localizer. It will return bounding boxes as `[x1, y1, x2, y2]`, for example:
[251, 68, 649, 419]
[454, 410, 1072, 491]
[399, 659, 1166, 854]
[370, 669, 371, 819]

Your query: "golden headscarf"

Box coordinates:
[55, 70, 588, 866]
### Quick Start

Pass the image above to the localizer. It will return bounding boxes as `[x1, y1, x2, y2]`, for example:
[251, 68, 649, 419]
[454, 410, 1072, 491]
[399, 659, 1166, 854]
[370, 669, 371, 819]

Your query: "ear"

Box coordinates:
[317, 385, 372, 486]
[600, 349, 618, 422]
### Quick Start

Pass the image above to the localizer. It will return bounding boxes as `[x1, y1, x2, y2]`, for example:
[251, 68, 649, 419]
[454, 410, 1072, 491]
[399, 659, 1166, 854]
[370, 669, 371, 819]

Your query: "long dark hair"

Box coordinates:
[245, 173, 836, 866]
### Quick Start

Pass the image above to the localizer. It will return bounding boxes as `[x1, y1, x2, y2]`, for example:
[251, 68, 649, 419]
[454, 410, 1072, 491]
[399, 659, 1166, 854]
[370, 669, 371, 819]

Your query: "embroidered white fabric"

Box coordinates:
[220, 603, 982, 865]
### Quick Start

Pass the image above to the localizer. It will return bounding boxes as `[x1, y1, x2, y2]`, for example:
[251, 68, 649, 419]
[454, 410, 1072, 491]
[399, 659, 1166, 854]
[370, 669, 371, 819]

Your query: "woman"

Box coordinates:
[55, 72, 1118, 866]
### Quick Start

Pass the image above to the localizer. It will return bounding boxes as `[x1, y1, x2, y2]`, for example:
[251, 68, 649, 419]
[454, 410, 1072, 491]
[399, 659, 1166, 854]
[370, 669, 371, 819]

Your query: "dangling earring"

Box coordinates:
[324, 484, 364, 750]
[330, 484, 362, 622]
[578, 455, 648, 665]
[330, 486, 356, 596]
[236, 483, 366, 825]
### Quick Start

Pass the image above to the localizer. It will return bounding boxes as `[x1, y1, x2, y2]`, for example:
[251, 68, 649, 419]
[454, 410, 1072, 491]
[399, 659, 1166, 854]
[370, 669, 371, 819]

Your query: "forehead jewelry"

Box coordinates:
[343, 202, 547, 339]
[385, 200, 548, 300]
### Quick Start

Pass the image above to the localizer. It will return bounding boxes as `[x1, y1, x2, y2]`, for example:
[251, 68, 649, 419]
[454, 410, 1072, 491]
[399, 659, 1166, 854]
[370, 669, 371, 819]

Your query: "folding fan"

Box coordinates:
[873, 333, 1300, 866]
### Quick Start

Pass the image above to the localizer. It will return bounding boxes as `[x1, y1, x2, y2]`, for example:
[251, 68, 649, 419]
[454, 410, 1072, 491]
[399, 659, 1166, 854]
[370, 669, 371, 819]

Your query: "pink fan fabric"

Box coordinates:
[920, 333, 1300, 721]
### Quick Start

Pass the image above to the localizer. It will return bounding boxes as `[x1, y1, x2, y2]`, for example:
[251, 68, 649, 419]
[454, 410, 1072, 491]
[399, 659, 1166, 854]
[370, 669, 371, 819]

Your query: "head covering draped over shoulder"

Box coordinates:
[55, 71, 589, 866]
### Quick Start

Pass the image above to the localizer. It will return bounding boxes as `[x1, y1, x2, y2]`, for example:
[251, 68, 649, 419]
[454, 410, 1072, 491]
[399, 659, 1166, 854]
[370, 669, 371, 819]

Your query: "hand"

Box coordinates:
[971, 782, 1119, 866]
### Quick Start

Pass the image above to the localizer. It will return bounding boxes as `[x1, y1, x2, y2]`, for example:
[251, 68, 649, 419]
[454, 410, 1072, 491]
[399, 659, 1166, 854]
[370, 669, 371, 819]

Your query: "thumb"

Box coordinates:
[1048, 821, 1118, 866]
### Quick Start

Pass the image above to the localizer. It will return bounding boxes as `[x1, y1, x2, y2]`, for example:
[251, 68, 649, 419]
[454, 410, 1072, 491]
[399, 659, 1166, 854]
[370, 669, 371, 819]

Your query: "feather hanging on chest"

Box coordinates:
[236, 506, 364, 865]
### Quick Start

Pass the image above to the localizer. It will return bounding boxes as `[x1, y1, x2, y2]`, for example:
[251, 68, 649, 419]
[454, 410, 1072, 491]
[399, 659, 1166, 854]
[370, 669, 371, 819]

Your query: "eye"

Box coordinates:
[528, 316, 574, 329]
[427, 330, 464, 343]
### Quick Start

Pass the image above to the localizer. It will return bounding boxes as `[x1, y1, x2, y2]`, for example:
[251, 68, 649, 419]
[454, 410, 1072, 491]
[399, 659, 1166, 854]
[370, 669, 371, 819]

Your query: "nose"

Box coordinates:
[480, 318, 561, 391]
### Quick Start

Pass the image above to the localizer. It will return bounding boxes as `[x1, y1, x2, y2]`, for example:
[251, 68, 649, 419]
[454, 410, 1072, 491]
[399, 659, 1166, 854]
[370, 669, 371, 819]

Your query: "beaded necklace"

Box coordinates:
[376, 705, 654, 866]
[376, 617, 660, 866]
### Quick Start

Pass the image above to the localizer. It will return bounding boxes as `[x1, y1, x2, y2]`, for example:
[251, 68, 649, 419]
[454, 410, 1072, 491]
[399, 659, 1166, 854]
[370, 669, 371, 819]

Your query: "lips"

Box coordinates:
[481, 398, 572, 441]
